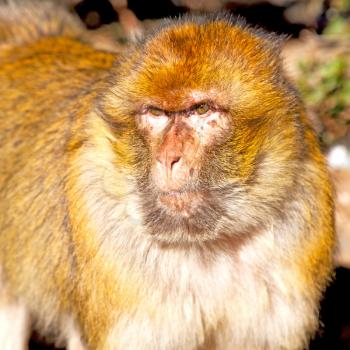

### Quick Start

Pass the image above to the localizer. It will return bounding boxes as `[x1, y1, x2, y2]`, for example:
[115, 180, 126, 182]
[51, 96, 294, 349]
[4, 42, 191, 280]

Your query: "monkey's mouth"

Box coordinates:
[141, 187, 223, 242]
[158, 190, 204, 217]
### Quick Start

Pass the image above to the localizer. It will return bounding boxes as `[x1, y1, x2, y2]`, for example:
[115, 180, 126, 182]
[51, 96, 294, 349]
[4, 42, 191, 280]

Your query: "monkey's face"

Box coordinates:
[137, 101, 231, 213]
[102, 17, 300, 244]
[132, 99, 235, 243]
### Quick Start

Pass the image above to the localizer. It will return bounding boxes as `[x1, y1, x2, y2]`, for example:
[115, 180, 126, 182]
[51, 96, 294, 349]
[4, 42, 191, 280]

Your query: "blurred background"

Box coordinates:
[21, 0, 349, 349]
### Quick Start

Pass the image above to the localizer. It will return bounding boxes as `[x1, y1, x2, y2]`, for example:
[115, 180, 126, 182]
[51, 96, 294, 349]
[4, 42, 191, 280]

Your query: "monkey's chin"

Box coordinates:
[158, 191, 203, 217]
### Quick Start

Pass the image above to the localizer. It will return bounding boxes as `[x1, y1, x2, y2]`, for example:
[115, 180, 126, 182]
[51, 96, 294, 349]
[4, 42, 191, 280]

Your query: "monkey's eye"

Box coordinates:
[194, 103, 210, 115]
[141, 107, 169, 132]
[148, 107, 164, 117]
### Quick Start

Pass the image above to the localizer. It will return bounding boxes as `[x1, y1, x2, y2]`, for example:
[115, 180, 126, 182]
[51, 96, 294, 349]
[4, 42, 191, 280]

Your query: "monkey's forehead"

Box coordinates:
[120, 15, 284, 95]
[142, 14, 282, 64]
[108, 14, 293, 114]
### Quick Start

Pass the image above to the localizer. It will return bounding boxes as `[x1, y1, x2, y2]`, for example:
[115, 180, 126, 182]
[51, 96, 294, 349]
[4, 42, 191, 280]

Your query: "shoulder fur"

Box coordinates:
[0, 0, 85, 48]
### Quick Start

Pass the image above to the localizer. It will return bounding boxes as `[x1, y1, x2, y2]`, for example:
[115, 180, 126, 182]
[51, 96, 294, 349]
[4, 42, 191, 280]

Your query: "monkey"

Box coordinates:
[0, 1, 334, 349]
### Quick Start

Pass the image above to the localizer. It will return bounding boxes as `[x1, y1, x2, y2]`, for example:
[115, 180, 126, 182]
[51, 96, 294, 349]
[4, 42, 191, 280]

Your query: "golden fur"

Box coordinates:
[0, 1, 334, 349]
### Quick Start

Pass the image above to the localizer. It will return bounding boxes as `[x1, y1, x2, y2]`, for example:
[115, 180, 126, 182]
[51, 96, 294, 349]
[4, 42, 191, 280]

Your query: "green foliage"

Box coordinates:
[297, 56, 350, 146]
[299, 57, 350, 110]
[324, 16, 350, 36]
[324, 0, 350, 37]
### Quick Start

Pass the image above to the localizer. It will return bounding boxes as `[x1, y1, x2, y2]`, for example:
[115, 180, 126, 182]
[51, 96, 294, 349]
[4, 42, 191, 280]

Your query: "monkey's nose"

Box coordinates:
[154, 153, 188, 191]
[157, 154, 181, 173]
[169, 156, 181, 170]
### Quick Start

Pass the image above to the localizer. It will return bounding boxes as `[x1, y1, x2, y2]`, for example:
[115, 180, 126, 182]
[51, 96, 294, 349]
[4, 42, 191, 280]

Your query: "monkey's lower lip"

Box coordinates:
[158, 191, 203, 215]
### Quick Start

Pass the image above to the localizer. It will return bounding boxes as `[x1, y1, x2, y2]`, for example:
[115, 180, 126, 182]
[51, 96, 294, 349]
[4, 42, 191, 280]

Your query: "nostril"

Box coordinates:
[170, 156, 181, 170]
[156, 154, 181, 171]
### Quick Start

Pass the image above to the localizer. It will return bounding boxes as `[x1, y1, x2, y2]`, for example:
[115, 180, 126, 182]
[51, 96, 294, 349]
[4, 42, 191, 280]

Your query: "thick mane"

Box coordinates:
[0, 0, 84, 48]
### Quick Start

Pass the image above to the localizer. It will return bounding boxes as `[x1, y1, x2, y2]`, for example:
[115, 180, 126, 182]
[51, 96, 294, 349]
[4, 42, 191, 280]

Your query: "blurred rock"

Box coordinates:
[172, 0, 325, 26]
[331, 169, 350, 268]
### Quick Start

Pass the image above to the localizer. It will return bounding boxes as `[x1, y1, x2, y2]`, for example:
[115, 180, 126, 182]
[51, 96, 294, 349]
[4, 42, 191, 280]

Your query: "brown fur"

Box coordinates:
[0, 2, 334, 349]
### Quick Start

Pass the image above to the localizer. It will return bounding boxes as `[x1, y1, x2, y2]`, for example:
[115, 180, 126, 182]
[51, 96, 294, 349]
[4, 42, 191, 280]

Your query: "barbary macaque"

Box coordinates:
[0, 1, 334, 349]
